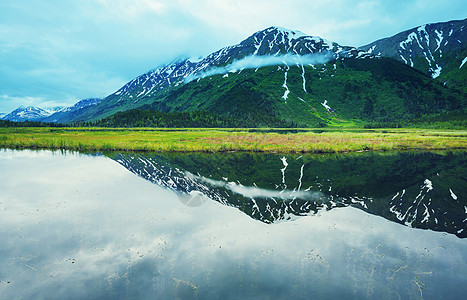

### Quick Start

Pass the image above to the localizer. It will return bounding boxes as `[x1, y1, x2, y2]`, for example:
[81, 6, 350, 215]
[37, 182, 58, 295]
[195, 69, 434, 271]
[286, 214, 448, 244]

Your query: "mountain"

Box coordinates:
[108, 151, 467, 238]
[44, 106, 67, 114]
[63, 27, 374, 124]
[360, 19, 467, 92]
[41, 98, 102, 123]
[1, 98, 102, 123]
[64, 26, 465, 127]
[2, 106, 54, 122]
[108, 26, 367, 104]
[24, 24, 464, 127]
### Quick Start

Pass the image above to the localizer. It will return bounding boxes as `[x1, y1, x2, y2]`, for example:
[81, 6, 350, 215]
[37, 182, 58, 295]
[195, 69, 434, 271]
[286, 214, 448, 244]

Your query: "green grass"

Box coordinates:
[0, 127, 465, 153]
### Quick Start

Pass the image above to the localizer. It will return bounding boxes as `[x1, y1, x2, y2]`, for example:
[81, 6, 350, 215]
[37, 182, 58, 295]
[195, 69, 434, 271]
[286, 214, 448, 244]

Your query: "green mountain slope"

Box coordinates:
[93, 57, 462, 127]
[62, 26, 465, 128]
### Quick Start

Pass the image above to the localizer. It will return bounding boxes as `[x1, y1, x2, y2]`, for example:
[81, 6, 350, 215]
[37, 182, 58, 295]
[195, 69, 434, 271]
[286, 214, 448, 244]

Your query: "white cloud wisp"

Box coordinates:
[186, 171, 326, 202]
[184, 52, 335, 83]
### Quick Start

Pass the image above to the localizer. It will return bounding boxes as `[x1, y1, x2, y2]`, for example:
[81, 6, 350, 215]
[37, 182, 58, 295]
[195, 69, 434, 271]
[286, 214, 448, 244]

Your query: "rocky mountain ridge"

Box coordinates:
[360, 18, 466, 91]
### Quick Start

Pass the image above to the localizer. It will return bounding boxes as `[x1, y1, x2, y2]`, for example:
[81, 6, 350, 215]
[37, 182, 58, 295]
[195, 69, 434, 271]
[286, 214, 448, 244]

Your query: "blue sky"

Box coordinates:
[0, 0, 465, 112]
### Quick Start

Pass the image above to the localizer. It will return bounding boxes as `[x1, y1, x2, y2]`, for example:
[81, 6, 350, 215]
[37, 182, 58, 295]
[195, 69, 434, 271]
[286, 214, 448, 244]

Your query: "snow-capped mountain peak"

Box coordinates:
[60, 98, 102, 112]
[360, 18, 466, 79]
[245, 26, 345, 56]
[44, 106, 67, 114]
[1, 106, 52, 122]
[1, 98, 103, 123]
[272, 26, 308, 38]
[108, 26, 370, 104]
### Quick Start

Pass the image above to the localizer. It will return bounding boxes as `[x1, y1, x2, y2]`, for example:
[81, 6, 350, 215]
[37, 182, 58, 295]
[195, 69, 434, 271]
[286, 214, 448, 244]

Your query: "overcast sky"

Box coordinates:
[0, 0, 465, 112]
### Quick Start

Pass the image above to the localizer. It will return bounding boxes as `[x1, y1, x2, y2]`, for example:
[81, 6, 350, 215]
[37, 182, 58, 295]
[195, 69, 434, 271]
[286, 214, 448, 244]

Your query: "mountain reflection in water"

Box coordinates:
[1, 149, 466, 299]
[109, 151, 466, 238]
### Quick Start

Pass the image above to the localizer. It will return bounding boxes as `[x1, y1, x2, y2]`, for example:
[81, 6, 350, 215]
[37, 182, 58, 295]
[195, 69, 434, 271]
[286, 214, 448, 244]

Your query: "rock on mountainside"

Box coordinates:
[360, 19, 467, 91]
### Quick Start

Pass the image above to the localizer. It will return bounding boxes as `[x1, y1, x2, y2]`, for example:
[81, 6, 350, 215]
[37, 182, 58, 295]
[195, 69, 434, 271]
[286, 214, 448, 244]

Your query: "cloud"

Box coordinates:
[0, 0, 232, 112]
[186, 172, 326, 202]
[185, 52, 336, 83]
[96, 0, 166, 18]
[0, 95, 46, 109]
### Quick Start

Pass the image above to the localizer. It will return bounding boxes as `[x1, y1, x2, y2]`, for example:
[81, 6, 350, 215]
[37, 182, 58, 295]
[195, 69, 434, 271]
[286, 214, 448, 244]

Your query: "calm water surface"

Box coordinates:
[0, 149, 466, 299]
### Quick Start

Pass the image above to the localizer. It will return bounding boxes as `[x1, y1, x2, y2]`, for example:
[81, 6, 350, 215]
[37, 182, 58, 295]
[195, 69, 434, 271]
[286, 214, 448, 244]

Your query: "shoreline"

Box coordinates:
[1, 127, 466, 153]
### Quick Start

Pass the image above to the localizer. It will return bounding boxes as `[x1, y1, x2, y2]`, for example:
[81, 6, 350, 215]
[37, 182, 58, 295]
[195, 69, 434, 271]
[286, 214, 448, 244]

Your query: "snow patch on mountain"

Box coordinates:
[281, 66, 290, 102]
[431, 65, 442, 78]
[434, 29, 444, 52]
[400, 32, 422, 50]
[321, 100, 332, 112]
[460, 56, 467, 69]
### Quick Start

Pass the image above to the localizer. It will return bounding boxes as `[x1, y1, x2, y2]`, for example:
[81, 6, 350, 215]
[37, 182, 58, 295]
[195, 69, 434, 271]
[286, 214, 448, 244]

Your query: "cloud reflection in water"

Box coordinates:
[0, 149, 466, 299]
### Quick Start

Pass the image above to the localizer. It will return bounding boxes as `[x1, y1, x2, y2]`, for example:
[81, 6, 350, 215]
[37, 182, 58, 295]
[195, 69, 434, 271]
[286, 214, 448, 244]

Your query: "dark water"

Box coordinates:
[0, 149, 466, 299]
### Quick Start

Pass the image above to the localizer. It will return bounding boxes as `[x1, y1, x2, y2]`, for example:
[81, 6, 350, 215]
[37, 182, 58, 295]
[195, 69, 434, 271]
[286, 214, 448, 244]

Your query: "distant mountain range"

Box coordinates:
[1, 98, 101, 122]
[3, 19, 466, 127]
[40, 98, 102, 123]
[1, 106, 63, 122]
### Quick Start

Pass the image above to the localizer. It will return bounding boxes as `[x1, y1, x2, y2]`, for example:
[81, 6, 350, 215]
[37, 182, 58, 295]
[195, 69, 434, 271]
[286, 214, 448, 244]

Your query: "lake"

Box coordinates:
[1, 149, 466, 299]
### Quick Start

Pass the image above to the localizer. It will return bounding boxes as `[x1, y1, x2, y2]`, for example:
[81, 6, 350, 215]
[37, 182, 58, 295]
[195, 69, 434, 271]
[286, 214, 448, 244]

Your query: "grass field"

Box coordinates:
[0, 127, 465, 153]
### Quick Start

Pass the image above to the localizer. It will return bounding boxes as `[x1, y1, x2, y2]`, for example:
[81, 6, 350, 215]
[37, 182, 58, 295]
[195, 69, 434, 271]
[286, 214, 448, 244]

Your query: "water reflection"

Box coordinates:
[1, 149, 466, 299]
[109, 151, 466, 237]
